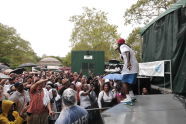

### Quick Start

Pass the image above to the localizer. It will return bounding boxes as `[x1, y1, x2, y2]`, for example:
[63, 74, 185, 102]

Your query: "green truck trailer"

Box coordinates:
[71, 50, 104, 76]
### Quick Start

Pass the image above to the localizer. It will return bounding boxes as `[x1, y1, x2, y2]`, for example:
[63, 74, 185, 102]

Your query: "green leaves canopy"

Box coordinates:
[0, 23, 38, 67]
[69, 7, 120, 62]
[126, 27, 142, 62]
[124, 0, 178, 25]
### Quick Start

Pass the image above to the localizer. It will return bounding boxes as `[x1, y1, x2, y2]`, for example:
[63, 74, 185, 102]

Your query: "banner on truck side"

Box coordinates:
[139, 61, 164, 77]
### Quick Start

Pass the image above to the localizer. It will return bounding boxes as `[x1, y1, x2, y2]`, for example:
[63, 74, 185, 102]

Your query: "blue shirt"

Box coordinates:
[55, 105, 88, 124]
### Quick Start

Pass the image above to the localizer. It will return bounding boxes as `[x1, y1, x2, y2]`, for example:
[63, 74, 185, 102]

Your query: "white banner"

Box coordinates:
[139, 61, 164, 77]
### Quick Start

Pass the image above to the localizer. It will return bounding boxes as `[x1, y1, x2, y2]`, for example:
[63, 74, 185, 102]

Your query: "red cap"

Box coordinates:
[116, 38, 125, 44]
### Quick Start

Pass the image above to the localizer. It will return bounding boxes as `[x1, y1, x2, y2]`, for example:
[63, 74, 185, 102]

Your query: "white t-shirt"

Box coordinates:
[79, 91, 91, 108]
[9, 90, 30, 113]
[120, 44, 139, 74]
[97, 91, 115, 108]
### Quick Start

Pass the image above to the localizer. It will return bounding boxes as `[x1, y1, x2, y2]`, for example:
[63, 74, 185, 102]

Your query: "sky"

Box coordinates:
[0, 0, 138, 57]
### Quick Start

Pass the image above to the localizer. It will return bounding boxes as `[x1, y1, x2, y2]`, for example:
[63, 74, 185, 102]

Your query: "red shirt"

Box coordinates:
[27, 89, 48, 114]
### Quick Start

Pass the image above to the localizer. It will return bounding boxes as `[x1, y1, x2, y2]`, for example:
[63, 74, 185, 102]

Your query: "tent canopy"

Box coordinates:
[141, 0, 186, 94]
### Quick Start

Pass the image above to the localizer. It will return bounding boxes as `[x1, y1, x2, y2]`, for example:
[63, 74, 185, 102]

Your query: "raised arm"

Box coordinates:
[30, 79, 48, 93]
[80, 87, 92, 96]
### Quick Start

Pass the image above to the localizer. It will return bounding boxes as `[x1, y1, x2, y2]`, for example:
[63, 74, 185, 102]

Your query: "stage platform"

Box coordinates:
[101, 94, 186, 124]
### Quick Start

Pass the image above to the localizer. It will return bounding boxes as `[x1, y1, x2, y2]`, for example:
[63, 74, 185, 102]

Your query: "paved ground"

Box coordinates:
[101, 94, 186, 124]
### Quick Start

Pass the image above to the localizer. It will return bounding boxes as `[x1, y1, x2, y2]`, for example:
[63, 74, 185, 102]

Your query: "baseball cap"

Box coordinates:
[116, 38, 125, 44]
[14, 82, 23, 88]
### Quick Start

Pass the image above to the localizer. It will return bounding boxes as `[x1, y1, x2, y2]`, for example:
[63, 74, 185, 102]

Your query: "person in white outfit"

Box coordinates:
[116, 38, 139, 104]
[98, 82, 116, 109]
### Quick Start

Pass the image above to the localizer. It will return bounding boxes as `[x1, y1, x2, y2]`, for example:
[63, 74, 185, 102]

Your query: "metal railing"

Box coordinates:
[138, 60, 172, 94]
[54, 107, 111, 114]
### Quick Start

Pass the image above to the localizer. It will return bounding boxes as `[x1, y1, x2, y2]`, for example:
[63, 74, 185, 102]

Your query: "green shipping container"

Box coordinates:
[71, 50, 104, 76]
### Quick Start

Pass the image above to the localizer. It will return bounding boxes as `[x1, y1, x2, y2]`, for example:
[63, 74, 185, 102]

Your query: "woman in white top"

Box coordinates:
[79, 84, 91, 109]
[98, 82, 116, 109]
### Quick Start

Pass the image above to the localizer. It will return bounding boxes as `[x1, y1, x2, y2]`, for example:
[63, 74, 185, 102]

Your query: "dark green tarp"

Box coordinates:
[141, 0, 186, 94]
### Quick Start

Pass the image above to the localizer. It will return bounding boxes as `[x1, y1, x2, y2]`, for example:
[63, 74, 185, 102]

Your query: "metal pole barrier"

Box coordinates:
[163, 74, 166, 94]
[164, 60, 172, 94]
[138, 77, 140, 95]
[86, 107, 111, 111]
[169, 60, 173, 93]
[54, 107, 112, 114]
[163, 61, 166, 94]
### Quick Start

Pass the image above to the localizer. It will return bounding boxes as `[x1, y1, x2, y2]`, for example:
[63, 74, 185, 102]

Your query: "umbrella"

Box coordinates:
[40, 68, 48, 71]
[54, 69, 63, 72]
[0, 73, 10, 79]
[3, 69, 13, 74]
[103, 73, 124, 81]
[10, 68, 25, 74]
[18, 63, 38, 68]
[0, 64, 10, 70]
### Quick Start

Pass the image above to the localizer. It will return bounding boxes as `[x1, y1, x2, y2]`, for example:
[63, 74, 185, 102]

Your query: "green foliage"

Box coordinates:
[62, 52, 71, 66]
[124, 0, 178, 25]
[0, 23, 38, 68]
[68, 7, 120, 62]
[126, 27, 142, 62]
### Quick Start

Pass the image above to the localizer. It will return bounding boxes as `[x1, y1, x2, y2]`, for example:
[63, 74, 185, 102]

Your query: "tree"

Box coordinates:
[69, 7, 120, 62]
[124, 0, 178, 25]
[0, 23, 38, 67]
[126, 27, 142, 62]
[62, 52, 71, 66]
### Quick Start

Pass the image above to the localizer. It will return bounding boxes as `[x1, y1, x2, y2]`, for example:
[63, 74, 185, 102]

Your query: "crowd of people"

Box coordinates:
[0, 37, 142, 124]
[0, 69, 127, 124]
